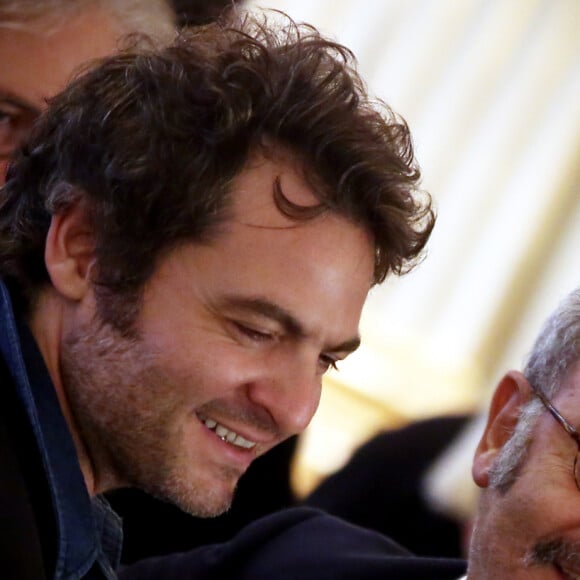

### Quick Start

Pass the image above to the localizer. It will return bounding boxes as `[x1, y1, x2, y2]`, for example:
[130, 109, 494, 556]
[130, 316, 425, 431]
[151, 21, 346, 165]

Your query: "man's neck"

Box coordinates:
[28, 287, 98, 494]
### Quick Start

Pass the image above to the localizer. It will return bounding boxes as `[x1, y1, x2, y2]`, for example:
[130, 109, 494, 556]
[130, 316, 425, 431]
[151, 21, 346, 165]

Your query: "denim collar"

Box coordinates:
[0, 280, 122, 579]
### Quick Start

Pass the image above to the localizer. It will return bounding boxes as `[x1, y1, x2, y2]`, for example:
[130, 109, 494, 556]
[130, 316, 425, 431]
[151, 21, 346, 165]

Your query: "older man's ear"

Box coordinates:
[472, 371, 532, 488]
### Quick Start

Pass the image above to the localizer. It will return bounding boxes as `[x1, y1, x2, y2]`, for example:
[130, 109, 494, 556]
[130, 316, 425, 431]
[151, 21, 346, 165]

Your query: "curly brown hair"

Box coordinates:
[0, 12, 434, 322]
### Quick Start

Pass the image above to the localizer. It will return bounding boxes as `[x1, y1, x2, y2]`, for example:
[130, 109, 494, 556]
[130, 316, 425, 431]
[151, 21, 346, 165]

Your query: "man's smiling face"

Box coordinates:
[61, 151, 375, 516]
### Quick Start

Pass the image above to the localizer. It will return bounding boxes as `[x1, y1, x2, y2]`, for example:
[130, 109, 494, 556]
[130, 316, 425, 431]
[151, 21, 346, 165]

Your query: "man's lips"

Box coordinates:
[197, 413, 257, 450]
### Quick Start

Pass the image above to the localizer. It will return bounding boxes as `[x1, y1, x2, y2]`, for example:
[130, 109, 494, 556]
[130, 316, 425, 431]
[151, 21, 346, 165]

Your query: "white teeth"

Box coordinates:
[200, 416, 257, 449]
[232, 434, 255, 449]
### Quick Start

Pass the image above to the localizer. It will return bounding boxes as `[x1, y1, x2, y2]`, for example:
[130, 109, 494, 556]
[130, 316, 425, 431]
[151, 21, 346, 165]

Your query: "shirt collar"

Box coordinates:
[0, 280, 122, 578]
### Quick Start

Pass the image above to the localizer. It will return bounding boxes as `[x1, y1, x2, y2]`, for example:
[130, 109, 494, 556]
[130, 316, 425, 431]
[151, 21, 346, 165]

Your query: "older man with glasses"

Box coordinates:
[467, 286, 580, 579]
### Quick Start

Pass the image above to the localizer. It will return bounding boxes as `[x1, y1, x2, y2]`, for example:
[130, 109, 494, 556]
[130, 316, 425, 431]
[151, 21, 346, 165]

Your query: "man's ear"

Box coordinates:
[44, 201, 95, 301]
[472, 371, 532, 488]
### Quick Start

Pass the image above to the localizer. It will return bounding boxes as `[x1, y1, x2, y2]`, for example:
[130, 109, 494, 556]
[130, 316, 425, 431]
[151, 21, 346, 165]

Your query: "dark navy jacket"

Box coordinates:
[0, 280, 122, 579]
[121, 507, 467, 580]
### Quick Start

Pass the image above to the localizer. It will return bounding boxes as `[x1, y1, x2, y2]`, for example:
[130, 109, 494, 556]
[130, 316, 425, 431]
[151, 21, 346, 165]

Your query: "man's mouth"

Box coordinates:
[198, 414, 257, 450]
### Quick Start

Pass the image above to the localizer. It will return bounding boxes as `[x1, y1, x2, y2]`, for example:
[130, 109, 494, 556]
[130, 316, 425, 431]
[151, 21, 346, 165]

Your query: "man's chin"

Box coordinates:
[177, 493, 234, 518]
[143, 478, 237, 518]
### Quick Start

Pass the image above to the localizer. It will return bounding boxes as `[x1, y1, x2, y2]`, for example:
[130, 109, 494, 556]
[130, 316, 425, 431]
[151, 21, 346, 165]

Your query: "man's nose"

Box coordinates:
[247, 352, 322, 436]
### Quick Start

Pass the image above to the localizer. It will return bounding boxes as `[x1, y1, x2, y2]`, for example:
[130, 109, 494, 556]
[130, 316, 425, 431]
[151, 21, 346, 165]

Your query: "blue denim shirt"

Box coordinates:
[0, 280, 123, 579]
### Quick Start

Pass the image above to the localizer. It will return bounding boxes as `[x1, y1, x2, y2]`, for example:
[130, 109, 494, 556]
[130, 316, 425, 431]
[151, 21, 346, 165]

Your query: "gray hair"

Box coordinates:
[0, 0, 176, 40]
[489, 287, 580, 489]
[524, 287, 580, 400]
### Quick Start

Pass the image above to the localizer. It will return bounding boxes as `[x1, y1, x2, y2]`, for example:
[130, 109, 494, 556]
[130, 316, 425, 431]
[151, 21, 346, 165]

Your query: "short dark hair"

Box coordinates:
[0, 12, 434, 323]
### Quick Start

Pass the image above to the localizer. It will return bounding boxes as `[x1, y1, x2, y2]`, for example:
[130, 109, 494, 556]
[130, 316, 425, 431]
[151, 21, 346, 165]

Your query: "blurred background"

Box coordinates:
[238, 0, 580, 497]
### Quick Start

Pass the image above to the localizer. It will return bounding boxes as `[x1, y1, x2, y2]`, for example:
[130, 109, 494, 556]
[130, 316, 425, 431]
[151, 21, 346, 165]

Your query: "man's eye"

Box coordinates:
[234, 322, 273, 342]
[318, 355, 339, 373]
[0, 108, 14, 123]
[0, 106, 37, 159]
[0, 110, 16, 154]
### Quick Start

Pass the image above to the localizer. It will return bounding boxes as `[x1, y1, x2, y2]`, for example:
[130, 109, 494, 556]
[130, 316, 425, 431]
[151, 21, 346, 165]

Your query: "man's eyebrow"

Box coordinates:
[223, 296, 306, 336]
[329, 335, 361, 355]
[0, 90, 42, 116]
[223, 296, 361, 353]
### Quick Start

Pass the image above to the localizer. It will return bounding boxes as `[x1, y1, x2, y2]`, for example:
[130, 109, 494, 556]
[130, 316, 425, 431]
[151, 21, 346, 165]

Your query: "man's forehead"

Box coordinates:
[229, 150, 319, 224]
[0, 6, 122, 102]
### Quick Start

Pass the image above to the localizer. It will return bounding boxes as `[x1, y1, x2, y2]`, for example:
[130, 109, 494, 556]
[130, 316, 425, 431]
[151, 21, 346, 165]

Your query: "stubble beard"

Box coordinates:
[59, 313, 236, 517]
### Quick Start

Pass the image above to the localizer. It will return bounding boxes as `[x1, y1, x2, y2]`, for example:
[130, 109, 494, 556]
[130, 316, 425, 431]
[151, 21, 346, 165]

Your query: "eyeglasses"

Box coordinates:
[533, 387, 580, 491]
